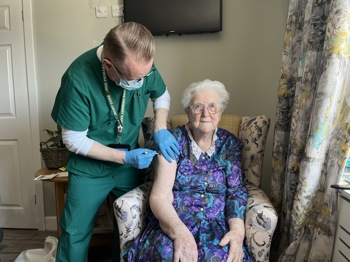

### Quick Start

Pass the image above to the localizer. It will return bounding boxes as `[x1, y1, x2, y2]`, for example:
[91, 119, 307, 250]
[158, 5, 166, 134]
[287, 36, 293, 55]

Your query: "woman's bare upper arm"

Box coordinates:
[151, 154, 177, 201]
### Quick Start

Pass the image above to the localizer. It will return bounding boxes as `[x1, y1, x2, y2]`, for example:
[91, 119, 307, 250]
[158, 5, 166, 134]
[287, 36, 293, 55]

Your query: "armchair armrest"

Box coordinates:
[113, 181, 153, 252]
[245, 183, 278, 262]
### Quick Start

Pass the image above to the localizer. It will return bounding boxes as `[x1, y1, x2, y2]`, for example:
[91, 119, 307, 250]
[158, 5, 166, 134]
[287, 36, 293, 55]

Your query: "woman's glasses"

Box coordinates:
[189, 103, 221, 114]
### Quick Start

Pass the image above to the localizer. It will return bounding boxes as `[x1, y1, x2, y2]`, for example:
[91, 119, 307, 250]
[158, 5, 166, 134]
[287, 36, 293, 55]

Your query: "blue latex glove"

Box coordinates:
[125, 148, 157, 169]
[153, 129, 180, 163]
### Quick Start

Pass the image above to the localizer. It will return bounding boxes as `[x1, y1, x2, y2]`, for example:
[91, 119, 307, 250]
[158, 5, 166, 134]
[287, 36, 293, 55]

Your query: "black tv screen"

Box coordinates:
[123, 0, 222, 36]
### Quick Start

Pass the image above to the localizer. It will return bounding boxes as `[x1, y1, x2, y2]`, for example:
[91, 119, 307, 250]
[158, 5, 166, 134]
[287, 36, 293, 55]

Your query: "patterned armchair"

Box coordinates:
[113, 114, 278, 262]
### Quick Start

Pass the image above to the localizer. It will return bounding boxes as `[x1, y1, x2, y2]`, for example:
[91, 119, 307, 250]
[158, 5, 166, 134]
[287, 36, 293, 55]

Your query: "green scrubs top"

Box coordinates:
[51, 46, 166, 178]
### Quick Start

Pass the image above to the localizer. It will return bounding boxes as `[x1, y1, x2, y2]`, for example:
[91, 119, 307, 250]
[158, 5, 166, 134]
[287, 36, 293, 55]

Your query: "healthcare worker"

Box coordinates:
[51, 22, 180, 262]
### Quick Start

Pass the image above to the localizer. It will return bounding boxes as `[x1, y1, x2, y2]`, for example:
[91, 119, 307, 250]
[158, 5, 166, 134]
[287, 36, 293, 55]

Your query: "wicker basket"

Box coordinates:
[40, 145, 69, 169]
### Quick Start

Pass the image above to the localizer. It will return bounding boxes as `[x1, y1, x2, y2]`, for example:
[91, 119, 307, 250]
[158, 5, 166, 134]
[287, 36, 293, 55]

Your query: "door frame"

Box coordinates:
[23, 0, 45, 230]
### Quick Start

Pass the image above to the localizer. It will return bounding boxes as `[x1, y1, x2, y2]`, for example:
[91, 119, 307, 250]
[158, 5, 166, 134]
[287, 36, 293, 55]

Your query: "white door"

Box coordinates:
[0, 0, 41, 228]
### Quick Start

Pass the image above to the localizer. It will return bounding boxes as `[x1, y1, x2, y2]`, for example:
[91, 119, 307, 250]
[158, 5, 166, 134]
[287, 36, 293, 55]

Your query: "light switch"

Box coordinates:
[95, 6, 107, 18]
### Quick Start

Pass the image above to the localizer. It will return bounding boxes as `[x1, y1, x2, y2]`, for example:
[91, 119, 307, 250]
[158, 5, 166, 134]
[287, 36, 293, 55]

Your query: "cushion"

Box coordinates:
[169, 114, 242, 136]
[141, 117, 171, 150]
[142, 114, 243, 147]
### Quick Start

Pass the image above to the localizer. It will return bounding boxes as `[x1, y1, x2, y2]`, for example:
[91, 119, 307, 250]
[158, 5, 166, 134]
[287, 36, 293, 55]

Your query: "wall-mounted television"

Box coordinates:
[123, 0, 222, 36]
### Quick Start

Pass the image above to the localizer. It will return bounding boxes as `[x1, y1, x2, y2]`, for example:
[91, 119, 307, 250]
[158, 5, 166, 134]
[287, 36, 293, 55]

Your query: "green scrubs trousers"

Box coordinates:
[55, 172, 141, 262]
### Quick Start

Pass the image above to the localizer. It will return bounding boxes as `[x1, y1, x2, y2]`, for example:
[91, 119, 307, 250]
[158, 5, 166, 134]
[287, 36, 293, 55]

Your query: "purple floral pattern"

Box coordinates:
[122, 125, 255, 261]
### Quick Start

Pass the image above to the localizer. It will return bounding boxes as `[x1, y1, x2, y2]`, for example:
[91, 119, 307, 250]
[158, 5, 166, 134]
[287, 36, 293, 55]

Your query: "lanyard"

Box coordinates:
[101, 53, 126, 143]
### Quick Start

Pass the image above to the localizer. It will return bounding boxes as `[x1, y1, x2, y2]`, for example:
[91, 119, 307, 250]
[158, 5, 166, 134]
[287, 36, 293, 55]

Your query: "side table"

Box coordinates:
[35, 167, 67, 236]
[35, 167, 114, 248]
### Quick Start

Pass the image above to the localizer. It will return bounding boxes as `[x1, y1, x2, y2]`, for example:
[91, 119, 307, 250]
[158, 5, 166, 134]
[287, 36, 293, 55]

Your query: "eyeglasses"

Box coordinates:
[189, 103, 221, 114]
[105, 58, 156, 86]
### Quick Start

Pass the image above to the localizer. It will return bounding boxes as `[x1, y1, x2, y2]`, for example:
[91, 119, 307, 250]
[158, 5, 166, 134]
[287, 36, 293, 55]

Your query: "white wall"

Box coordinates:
[33, 0, 289, 216]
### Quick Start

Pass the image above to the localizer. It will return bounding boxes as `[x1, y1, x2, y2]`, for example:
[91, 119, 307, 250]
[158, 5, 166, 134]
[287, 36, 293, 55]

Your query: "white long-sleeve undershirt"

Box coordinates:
[62, 128, 94, 156]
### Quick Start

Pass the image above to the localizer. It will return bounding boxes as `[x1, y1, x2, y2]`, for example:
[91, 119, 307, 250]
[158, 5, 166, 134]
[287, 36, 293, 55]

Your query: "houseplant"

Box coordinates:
[40, 125, 69, 169]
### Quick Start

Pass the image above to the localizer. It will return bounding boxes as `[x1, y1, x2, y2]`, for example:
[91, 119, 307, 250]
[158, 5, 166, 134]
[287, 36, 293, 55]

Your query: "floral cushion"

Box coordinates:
[114, 115, 278, 262]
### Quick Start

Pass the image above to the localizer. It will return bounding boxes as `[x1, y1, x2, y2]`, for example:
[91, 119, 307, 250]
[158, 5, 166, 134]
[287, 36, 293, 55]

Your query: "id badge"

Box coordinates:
[108, 144, 130, 152]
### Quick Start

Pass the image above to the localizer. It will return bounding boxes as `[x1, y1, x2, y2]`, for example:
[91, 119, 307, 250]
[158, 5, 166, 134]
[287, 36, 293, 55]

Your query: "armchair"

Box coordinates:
[114, 114, 278, 262]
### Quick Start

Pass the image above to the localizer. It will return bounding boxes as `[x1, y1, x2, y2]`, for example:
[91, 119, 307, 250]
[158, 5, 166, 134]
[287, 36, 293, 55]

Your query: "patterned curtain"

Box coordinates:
[271, 0, 350, 261]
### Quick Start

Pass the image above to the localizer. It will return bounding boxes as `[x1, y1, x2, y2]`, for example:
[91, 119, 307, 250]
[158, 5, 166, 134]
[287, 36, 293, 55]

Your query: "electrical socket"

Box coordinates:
[112, 5, 123, 17]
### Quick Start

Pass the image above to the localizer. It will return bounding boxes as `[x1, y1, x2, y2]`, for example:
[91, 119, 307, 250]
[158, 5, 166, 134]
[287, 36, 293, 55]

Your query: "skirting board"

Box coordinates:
[45, 216, 57, 231]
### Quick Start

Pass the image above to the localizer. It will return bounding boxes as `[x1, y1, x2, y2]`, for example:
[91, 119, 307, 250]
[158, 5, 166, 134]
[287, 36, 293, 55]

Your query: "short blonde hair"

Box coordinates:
[103, 22, 155, 63]
[181, 79, 230, 110]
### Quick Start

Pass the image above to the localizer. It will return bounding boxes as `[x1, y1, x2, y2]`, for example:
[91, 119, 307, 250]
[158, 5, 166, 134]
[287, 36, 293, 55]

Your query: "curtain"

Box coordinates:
[271, 0, 350, 261]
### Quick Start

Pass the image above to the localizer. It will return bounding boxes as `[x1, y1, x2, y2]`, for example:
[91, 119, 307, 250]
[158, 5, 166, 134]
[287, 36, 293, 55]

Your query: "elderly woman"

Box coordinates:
[123, 79, 254, 262]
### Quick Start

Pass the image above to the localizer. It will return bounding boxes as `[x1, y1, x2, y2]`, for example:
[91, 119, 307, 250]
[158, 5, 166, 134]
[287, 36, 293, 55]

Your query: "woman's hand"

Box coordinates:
[219, 218, 245, 262]
[172, 227, 198, 262]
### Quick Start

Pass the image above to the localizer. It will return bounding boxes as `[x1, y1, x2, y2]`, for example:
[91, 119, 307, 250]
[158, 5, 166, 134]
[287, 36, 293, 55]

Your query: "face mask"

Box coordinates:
[117, 78, 144, 91]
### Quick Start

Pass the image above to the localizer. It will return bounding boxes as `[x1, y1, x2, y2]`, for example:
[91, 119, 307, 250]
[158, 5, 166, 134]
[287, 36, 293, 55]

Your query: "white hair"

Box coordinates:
[181, 79, 230, 110]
